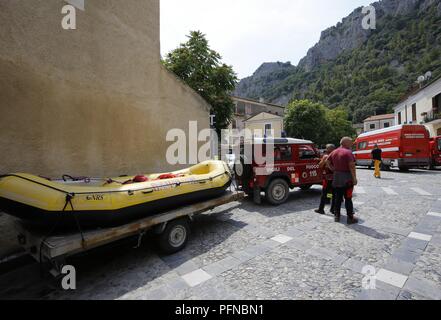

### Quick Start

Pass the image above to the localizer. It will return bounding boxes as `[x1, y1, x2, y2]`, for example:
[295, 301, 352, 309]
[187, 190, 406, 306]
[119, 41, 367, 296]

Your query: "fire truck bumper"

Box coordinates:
[394, 158, 431, 168]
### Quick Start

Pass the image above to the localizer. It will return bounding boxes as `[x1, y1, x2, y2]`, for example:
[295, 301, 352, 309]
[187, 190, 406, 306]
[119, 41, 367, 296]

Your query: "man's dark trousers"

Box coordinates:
[334, 186, 354, 216]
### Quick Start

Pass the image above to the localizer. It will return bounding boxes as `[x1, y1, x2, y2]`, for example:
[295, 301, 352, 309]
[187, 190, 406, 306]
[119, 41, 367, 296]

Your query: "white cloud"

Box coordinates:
[161, 0, 373, 79]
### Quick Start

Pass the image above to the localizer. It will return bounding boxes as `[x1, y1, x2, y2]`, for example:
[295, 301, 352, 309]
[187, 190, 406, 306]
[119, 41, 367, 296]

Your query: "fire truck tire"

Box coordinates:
[381, 163, 391, 171]
[266, 179, 290, 205]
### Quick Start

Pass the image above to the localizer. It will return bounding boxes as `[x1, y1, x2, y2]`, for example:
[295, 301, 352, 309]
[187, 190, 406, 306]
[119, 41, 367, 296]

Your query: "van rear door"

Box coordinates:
[401, 128, 430, 159]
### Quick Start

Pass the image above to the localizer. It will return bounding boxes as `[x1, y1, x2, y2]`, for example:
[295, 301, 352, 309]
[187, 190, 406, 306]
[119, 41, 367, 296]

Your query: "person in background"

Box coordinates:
[327, 137, 359, 225]
[371, 144, 383, 179]
[315, 144, 336, 215]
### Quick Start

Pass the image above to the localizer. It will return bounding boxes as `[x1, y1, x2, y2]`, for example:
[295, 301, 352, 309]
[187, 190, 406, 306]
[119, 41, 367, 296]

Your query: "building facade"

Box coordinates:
[394, 76, 441, 137]
[244, 112, 284, 139]
[363, 114, 395, 133]
[228, 96, 285, 143]
[0, 0, 211, 177]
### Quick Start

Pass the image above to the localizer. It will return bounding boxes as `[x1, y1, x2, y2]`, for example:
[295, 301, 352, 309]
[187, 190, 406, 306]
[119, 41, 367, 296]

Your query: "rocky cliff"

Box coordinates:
[234, 0, 441, 114]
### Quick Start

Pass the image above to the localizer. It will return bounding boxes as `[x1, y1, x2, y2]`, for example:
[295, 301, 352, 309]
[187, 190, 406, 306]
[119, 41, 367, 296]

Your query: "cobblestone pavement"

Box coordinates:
[1, 168, 441, 300]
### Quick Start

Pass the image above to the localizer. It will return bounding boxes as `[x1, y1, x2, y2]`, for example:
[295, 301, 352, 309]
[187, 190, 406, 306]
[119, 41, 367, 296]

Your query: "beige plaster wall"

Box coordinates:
[0, 0, 210, 177]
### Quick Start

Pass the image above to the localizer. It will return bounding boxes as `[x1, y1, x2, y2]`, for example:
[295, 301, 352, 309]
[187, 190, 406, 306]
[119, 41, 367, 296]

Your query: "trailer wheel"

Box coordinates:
[266, 178, 290, 206]
[157, 218, 190, 255]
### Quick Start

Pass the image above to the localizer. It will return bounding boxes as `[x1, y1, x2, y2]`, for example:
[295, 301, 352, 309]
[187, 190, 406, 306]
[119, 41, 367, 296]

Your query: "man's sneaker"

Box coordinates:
[314, 209, 326, 215]
[347, 215, 359, 225]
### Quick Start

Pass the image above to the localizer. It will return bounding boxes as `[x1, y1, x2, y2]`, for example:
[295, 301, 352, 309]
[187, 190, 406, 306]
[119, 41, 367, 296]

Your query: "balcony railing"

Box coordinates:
[423, 109, 441, 123]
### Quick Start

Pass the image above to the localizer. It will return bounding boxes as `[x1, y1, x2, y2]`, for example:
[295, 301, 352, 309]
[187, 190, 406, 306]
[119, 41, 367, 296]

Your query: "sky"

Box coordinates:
[161, 0, 374, 79]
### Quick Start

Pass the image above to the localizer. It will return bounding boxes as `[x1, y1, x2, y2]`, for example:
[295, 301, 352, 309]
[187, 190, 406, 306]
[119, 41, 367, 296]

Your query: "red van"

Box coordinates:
[354, 125, 431, 171]
[429, 136, 441, 169]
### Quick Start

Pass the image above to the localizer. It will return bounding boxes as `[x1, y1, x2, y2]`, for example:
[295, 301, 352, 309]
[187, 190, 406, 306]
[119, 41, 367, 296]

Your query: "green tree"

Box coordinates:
[284, 100, 331, 146]
[163, 31, 238, 132]
[326, 107, 355, 146]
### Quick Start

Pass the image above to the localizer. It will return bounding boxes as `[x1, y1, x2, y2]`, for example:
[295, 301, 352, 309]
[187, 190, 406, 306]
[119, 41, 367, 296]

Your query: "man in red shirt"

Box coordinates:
[327, 137, 359, 224]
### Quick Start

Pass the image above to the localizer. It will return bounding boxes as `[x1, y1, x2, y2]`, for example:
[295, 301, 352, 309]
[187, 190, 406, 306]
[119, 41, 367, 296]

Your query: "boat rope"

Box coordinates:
[0, 172, 230, 196]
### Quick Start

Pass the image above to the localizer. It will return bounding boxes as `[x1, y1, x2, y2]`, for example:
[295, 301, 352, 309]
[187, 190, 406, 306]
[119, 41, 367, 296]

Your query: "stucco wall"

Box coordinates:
[394, 78, 441, 126]
[245, 113, 284, 138]
[0, 0, 210, 177]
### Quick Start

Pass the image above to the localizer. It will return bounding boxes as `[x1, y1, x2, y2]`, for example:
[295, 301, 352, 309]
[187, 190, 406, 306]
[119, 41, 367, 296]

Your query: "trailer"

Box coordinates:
[12, 191, 244, 277]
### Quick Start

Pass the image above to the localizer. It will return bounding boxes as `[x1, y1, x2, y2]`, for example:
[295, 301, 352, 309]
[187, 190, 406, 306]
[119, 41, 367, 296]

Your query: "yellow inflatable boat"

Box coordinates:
[0, 161, 232, 228]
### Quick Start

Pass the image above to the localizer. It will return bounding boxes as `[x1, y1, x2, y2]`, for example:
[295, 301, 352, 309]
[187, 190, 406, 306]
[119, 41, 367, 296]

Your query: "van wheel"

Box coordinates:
[266, 179, 290, 206]
[300, 185, 312, 191]
[156, 218, 190, 255]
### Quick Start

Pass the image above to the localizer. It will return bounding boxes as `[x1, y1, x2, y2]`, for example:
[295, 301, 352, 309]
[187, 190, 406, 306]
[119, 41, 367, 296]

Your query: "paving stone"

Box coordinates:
[182, 269, 212, 287]
[231, 249, 257, 263]
[392, 248, 423, 264]
[413, 217, 441, 235]
[284, 237, 313, 252]
[305, 247, 347, 265]
[284, 227, 305, 238]
[271, 235, 293, 244]
[376, 269, 408, 288]
[403, 277, 441, 300]
[202, 256, 242, 277]
[261, 239, 282, 249]
[173, 260, 201, 276]
[427, 212, 441, 218]
[401, 238, 429, 251]
[408, 232, 432, 242]
[167, 277, 190, 292]
[383, 257, 415, 276]
[357, 282, 400, 301]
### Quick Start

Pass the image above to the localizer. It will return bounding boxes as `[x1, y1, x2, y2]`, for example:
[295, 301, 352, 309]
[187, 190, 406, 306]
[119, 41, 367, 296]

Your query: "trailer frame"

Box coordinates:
[13, 191, 244, 277]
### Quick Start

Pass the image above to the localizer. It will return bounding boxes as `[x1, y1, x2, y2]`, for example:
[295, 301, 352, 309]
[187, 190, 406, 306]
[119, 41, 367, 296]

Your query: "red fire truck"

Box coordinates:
[354, 125, 431, 171]
[429, 136, 441, 169]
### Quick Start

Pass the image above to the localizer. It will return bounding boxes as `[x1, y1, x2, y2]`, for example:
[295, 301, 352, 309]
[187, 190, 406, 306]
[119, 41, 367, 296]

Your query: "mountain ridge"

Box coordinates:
[234, 0, 441, 119]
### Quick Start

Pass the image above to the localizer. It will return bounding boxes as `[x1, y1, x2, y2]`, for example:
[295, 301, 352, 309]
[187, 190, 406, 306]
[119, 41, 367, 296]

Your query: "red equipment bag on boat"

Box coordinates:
[133, 175, 149, 183]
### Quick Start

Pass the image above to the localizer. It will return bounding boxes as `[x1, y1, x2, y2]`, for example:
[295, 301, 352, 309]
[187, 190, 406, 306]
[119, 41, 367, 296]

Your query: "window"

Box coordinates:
[273, 146, 292, 161]
[398, 112, 402, 125]
[370, 124, 376, 130]
[358, 142, 368, 150]
[384, 122, 390, 128]
[438, 138, 441, 152]
[412, 103, 417, 122]
[232, 120, 237, 129]
[245, 104, 252, 115]
[299, 145, 318, 160]
[265, 124, 273, 137]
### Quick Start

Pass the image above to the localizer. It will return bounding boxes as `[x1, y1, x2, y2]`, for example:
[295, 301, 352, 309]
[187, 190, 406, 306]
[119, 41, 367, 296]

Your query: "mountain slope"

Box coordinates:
[234, 0, 441, 122]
